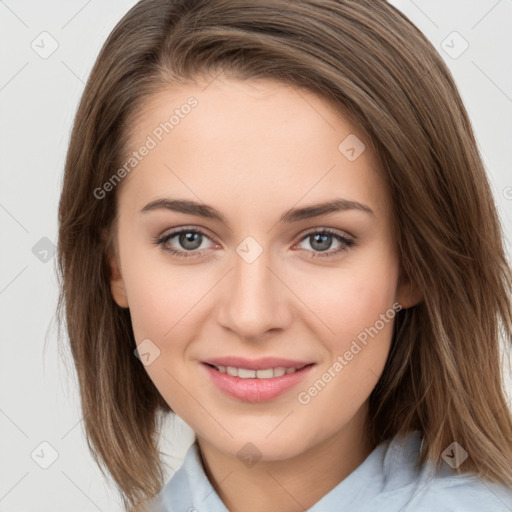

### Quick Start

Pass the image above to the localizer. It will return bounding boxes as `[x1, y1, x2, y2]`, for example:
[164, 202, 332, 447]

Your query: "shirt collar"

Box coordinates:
[152, 431, 426, 512]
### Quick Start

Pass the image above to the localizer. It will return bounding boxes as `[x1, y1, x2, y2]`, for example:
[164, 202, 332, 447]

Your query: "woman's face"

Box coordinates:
[108, 75, 417, 461]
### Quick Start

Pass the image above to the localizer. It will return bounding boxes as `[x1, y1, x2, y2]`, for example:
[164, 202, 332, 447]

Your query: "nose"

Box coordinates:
[216, 246, 293, 341]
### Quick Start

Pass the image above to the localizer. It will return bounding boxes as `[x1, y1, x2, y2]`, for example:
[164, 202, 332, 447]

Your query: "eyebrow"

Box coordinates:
[139, 197, 374, 225]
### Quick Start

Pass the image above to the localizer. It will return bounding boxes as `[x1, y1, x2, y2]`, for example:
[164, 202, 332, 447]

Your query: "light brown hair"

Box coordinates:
[56, 0, 512, 510]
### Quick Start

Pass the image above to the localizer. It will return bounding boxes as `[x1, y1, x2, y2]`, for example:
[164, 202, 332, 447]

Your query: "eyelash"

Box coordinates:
[152, 226, 355, 260]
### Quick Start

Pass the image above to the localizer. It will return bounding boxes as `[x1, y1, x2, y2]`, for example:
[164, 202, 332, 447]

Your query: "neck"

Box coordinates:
[196, 402, 374, 512]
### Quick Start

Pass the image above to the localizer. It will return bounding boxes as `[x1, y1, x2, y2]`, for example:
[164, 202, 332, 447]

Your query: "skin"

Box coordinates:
[108, 74, 421, 512]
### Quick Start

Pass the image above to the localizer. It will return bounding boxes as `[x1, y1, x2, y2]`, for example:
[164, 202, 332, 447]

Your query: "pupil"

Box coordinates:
[311, 233, 332, 251]
[180, 232, 201, 250]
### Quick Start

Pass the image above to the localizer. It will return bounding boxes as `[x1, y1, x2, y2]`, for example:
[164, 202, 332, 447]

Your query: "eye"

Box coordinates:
[152, 227, 216, 258]
[294, 228, 355, 258]
[153, 227, 355, 259]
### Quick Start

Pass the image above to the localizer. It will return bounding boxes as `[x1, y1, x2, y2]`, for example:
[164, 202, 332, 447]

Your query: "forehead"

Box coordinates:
[118, 75, 390, 224]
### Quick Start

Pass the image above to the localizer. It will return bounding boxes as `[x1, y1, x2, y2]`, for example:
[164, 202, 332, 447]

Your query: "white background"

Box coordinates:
[1, 1, 511, 510]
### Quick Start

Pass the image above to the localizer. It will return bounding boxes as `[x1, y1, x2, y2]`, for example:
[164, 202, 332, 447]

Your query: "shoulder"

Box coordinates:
[373, 432, 512, 512]
[375, 432, 512, 511]
[410, 473, 512, 511]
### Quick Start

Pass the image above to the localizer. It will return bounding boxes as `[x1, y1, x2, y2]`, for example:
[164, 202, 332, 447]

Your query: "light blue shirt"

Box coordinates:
[150, 431, 512, 511]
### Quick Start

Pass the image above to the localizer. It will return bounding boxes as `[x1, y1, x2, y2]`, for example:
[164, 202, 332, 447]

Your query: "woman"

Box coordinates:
[56, 1, 512, 510]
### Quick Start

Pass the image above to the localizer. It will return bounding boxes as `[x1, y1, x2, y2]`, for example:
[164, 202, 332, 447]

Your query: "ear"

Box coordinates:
[396, 270, 422, 310]
[107, 247, 129, 309]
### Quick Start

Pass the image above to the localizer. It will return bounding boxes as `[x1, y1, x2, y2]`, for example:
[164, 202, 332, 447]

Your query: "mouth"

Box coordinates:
[201, 360, 315, 403]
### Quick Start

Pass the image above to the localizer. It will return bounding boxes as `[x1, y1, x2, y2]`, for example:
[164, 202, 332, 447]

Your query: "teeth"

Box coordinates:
[238, 368, 256, 378]
[213, 365, 303, 378]
[256, 368, 274, 378]
[226, 366, 238, 377]
[272, 367, 286, 377]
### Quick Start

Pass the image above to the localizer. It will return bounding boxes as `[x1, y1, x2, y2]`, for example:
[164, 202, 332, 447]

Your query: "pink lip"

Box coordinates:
[201, 361, 315, 403]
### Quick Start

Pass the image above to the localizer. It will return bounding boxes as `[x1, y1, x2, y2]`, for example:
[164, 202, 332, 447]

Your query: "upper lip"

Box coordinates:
[202, 357, 313, 371]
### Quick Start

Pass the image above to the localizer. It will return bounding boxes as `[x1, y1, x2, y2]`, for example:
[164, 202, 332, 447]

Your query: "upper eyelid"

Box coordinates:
[298, 226, 354, 240]
[161, 226, 218, 244]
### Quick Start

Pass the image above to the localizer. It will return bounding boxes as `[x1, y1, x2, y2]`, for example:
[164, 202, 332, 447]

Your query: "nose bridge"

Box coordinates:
[216, 238, 290, 338]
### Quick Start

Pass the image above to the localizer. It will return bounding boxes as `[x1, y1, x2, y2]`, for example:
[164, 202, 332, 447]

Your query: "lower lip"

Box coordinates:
[201, 363, 315, 403]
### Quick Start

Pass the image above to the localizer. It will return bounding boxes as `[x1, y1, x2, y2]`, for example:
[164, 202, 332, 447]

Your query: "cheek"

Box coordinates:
[122, 257, 207, 416]
[337, 269, 398, 345]
[294, 242, 399, 397]
[119, 231, 212, 342]
[121, 263, 170, 343]
[292, 241, 399, 343]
